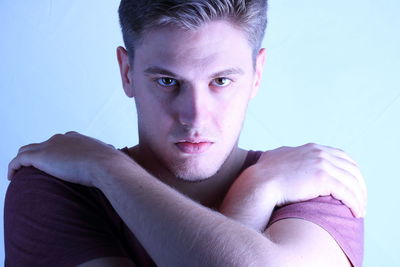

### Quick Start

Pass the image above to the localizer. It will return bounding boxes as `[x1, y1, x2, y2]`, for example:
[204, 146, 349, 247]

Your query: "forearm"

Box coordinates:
[9, 135, 361, 266]
[219, 166, 279, 232]
[95, 160, 276, 267]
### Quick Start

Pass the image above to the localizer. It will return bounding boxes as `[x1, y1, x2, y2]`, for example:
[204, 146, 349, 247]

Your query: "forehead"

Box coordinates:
[133, 20, 253, 77]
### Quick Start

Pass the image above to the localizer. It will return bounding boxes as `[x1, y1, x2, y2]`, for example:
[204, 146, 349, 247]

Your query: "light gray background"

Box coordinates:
[1, 1, 399, 265]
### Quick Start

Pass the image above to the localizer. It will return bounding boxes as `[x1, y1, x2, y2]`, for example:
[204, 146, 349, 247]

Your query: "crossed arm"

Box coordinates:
[77, 160, 352, 267]
[7, 132, 366, 266]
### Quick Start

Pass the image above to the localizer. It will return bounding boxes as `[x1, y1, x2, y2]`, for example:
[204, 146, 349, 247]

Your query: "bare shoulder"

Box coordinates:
[264, 218, 352, 267]
[76, 257, 137, 267]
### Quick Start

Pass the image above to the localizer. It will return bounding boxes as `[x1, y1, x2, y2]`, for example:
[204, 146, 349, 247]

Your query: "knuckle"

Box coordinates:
[51, 133, 62, 139]
[354, 160, 360, 168]
[310, 147, 324, 157]
[305, 142, 318, 148]
[48, 133, 63, 142]
[17, 146, 26, 154]
[313, 157, 326, 168]
[316, 149, 327, 159]
[350, 160, 360, 169]
[337, 147, 345, 153]
[7, 160, 14, 170]
[314, 169, 328, 180]
[15, 150, 26, 159]
[274, 146, 288, 153]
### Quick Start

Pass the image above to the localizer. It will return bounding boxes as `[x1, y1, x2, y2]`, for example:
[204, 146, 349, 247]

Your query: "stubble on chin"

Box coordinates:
[162, 155, 222, 183]
[165, 161, 214, 183]
[163, 144, 237, 183]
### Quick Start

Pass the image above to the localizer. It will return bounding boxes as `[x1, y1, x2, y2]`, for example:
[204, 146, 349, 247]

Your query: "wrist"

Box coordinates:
[91, 150, 140, 190]
[248, 164, 282, 206]
[220, 166, 281, 231]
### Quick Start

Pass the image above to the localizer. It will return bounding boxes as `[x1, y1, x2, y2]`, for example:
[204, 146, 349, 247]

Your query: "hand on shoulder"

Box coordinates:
[256, 143, 367, 217]
[7, 131, 135, 188]
[220, 143, 367, 231]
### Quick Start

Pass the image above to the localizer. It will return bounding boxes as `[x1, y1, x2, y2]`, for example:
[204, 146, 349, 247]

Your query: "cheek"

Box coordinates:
[217, 93, 249, 138]
[136, 95, 174, 136]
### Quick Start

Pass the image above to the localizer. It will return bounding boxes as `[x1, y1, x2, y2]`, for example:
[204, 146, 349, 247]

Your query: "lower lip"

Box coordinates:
[175, 142, 213, 154]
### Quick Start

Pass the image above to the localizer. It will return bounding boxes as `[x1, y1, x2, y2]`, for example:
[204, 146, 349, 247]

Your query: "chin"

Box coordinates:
[167, 157, 223, 183]
[173, 168, 217, 183]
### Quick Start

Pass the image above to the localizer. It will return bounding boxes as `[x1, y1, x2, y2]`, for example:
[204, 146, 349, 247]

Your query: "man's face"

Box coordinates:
[119, 20, 264, 181]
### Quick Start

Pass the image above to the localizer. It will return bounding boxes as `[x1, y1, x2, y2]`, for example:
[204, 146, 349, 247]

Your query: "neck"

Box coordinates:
[128, 145, 248, 209]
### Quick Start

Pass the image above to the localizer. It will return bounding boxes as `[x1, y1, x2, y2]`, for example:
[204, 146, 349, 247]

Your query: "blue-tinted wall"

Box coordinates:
[1, 1, 399, 265]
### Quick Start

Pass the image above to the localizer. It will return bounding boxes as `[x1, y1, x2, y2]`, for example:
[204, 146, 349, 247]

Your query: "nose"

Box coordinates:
[175, 85, 212, 129]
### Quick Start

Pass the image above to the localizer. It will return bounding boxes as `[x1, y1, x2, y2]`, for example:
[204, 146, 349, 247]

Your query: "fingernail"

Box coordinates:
[360, 210, 366, 218]
[353, 210, 359, 218]
[356, 209, 363, 218]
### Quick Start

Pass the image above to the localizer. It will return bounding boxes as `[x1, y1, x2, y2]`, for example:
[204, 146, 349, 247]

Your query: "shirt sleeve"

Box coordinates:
[267, 196, 364, 267]
[4, 166, 130, 267]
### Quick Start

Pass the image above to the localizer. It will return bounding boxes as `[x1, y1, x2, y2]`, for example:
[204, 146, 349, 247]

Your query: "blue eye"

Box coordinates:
[211, 77, 232, 87]
[157, 77, 177, 87]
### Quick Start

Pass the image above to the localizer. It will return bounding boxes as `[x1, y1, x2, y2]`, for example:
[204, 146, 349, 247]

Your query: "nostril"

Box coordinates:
[175, 87, 211, 128]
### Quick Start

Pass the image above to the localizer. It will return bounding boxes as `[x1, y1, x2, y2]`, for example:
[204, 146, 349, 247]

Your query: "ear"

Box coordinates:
[117, 46, 135, 98]
[250, 48, 266, 99]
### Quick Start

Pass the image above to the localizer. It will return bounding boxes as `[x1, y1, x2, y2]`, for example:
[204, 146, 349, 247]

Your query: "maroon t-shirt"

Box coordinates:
[4, 149, 363, 266]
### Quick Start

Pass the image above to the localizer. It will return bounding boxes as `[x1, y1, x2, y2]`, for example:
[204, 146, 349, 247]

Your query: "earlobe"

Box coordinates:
[251, 48, 267, 99]
[116, 46, 135, 98]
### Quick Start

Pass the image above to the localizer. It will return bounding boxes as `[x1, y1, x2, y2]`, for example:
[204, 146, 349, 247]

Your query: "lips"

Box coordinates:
[175, 141, 213, 154]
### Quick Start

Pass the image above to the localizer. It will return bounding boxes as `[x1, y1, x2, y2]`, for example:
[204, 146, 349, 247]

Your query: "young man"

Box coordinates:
[5, 0, 366, 266]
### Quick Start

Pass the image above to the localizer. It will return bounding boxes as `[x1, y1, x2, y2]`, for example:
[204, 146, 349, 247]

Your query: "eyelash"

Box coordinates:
[211, 77, 232, 87]
[156, 77, 178, 87]
[155, 77, 233, 89]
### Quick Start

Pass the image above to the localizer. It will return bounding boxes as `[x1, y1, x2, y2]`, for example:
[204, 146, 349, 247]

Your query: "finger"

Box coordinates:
[8, 151, 36, 180]
[325, 176, 364, 218]
[8, 155, 24, 180]
[304, 143, 364, 191]
[308, 143, 367, 203]
[65, 131, 79, 135]
[319, 144, 359, 167]
[332, 156, 367, 206]
[319, 152, 367, 205]
[320, 150, 367, 205]
[18, 143, 41, 154]
[322, 160, 366, 217]
[8, 157, 20, 180]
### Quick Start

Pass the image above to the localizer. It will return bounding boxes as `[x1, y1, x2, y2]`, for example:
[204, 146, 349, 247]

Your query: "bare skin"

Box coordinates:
[7, 20, 366, 266]
[7, 135, 365, 267]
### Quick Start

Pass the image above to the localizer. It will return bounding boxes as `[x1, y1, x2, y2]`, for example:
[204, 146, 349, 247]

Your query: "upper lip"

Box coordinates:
[176, 138, 214, 144]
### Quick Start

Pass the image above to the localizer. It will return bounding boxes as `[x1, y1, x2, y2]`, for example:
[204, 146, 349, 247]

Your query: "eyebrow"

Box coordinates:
[144, 67, 177, 77]
[211, 68, 245, 78]
[143, 66, 245, 79]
